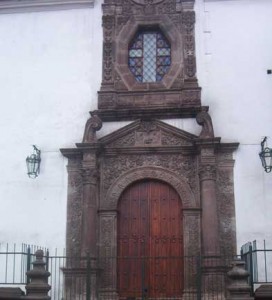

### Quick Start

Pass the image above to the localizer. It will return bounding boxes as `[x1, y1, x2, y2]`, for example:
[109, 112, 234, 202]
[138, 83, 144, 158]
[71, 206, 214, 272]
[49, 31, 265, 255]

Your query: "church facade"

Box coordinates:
[0, 0, 272, 298]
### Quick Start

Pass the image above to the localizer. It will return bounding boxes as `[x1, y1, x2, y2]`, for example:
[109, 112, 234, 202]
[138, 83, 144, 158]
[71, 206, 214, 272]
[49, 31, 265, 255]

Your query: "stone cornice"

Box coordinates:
[0, 0, 94, 14]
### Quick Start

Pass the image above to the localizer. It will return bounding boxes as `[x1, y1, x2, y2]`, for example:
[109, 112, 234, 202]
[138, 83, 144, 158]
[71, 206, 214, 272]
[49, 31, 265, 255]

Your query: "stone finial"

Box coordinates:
[196, 110, 214, 138]
[23, 250, 51, 300]
[227, 258, 253, 300]
[82, 112, 102, 143]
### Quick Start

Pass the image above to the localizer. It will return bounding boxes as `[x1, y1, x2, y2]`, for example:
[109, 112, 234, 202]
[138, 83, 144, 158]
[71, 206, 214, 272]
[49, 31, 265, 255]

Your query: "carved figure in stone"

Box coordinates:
[82, 112, 102, 143]
[196, 110, 214, 138]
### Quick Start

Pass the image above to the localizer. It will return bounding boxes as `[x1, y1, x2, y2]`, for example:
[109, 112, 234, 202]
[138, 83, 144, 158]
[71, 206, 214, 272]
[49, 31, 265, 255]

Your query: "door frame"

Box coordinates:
[98, 166, 201, 298]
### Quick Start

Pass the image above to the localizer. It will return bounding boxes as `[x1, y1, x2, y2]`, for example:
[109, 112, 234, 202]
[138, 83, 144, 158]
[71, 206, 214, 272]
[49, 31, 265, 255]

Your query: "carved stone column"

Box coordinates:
[196, 110, 219, 255]
[80, 113, 102, 257]
[199, 162, 219, 256]
[81, 153, 99, 258]
[196, 111, 226, 297]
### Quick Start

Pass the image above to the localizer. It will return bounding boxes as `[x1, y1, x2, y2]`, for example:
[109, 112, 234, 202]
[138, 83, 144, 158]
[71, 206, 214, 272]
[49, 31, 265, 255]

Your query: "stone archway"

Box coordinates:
[99, 166, 200, 257]
[102, 166, 198, 210]
[98, 166, 201, 298]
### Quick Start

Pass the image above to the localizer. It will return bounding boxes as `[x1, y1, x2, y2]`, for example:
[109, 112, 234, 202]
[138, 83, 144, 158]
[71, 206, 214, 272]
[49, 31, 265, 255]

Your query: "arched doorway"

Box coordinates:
[117, 179, 184, 299]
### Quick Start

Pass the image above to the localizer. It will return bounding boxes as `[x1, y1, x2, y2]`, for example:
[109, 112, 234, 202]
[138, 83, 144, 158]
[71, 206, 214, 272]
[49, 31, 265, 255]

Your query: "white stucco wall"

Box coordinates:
[195, 0, 272, 249]
[0, 2, 102, 250]
[0, 0, 271, 252]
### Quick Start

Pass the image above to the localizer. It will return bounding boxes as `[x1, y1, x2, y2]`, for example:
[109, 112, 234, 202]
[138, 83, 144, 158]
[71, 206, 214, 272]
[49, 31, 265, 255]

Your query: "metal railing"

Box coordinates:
[0, 245, 233, 300]
[2, 241, 271, 299]
[241, 240, 272, 295]
[0, 243, 48, 286]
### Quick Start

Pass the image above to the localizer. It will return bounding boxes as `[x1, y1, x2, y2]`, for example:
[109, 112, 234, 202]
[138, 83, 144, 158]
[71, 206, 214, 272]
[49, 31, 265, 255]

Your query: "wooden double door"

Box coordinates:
[118, 180, 184, 299]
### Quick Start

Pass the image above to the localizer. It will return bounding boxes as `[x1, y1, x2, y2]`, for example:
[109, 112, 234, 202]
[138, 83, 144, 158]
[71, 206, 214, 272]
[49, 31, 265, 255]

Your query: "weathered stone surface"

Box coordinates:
[227, 259, 253, 300]
[0, 288, 24, 299]
[99, 0, 200, 120]
[255, 285, 272, 300]
[23, 250, 51, 300]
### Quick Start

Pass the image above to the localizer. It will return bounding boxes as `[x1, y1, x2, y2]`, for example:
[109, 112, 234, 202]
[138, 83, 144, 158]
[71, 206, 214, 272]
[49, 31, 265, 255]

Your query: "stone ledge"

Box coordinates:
[0, 287, 24, 299]
[255, 284, 272, 299]
[0, 0, 94, 14]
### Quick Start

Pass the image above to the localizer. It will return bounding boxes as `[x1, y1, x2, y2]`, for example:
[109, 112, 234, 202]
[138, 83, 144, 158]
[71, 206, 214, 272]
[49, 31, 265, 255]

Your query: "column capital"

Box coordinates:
[199, 164, 217, 181]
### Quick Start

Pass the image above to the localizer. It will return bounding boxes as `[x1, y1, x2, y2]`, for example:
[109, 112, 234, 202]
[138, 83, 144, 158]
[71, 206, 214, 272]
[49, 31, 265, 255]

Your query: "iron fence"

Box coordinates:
[2, 241, 271, 299]
[0, 245, 234, 300]
[241, 240, 272, 295]
[0, 243, 48, 286]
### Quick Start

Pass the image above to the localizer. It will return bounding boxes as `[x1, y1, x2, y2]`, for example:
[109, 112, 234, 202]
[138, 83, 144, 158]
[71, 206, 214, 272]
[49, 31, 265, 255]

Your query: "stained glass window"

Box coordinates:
[128, 29, 171, 83]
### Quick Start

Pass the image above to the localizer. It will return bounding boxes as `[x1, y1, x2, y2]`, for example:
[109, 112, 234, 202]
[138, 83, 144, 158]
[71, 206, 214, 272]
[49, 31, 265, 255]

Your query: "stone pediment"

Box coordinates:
[99, 119, 197, 148]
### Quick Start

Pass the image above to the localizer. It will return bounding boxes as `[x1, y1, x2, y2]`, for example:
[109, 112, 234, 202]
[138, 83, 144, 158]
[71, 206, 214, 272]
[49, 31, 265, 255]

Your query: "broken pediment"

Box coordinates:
[99, 119, 197, 148]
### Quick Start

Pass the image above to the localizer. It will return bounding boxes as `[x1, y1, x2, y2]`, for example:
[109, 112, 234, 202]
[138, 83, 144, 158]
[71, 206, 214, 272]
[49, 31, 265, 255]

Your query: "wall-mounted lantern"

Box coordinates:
[26, 145, 41, 178]
[259, 137, 272, 173]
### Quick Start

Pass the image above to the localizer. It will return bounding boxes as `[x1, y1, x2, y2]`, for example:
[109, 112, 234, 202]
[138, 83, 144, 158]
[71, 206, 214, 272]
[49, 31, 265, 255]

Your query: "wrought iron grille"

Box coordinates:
[128, 30, 171, 83]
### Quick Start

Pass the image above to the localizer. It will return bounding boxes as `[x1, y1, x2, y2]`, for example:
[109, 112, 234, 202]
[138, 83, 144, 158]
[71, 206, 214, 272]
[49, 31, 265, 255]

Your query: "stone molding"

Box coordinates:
[103, 166, 197, 210]
[0, 0, 94, 14]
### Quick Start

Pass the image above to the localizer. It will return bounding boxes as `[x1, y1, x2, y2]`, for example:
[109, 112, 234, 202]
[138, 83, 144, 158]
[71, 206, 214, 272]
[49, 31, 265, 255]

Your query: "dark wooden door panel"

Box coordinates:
[118, 180, 183, 298]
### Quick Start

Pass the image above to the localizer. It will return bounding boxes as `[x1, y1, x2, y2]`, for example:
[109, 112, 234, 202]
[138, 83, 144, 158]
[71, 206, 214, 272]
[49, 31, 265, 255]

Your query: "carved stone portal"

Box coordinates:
[60, 1, 239, 298]
[61, 118, 238, 299]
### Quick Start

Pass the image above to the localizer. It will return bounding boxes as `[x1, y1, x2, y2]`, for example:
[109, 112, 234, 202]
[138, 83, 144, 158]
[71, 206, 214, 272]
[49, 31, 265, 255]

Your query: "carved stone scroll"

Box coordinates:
[196, 110, 214, 138]
[82, 112, 102, 143]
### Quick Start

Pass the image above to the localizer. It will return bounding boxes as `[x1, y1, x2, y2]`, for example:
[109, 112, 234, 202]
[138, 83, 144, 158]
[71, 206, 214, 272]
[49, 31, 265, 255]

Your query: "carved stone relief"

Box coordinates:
[101, 165, 198, 210]
[66, 159, 83, 257]
[104, 120, 195, 148]
[99, 0, 200, 119]
[184, 212, 201, 256]
[99, 213, 117, 289]
[217, 166, 237, 256]
[101, 155, 199, 208]
[183, 212, 201, 290]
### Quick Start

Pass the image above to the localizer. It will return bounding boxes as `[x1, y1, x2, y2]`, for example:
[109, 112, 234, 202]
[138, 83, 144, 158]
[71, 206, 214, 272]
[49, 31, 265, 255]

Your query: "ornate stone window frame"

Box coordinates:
[0, 0, 94, 14]
[116, 15, 183, 91]
[98, 0, 201, 121]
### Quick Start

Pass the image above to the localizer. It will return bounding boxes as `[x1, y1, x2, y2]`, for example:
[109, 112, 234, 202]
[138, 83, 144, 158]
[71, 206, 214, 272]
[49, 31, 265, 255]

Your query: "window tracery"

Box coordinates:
[128, 29, 171, 82]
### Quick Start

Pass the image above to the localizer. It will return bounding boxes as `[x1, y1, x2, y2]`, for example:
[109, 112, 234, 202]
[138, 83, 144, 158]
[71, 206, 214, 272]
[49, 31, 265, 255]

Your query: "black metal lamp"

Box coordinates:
[259, 137, 272, 173]
[26, 145, 41, 178]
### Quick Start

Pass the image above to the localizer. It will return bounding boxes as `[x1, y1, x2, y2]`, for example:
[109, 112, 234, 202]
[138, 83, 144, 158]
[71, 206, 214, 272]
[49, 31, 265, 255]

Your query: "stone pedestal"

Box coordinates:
[227, 259, 253, 300]
[22, 250, 51, 300]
